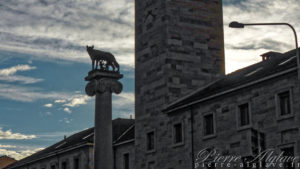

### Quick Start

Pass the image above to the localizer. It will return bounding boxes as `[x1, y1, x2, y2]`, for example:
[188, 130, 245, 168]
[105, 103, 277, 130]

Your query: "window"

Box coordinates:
[204, 114, 214, 136]
[281, 147, 295, 169]
[278, 91, 292, 116]
[123, 153, 130, 169]
[51, 165, 56, 169]
[147, 161, 155, 169]
[173, 123, 183, 144]
[74, 158, 79, 169]
[238, 103, 250, 127]
[62, 161, 67, 169]
[147, 131, 155, 151]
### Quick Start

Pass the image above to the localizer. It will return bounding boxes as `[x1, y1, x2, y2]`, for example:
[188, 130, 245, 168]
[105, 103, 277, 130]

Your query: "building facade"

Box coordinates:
[164, 50, 300, 169]
[135, 0, 225, 168]
[4, 1, 300, 169]
[5, 118, 135, 169]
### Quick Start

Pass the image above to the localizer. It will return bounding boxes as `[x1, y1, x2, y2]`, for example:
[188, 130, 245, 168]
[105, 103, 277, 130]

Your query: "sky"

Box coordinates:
[0, 0, 299, 160]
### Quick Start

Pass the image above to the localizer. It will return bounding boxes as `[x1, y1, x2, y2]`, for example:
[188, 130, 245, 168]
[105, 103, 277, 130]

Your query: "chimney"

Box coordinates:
[260, 51, 282, 61]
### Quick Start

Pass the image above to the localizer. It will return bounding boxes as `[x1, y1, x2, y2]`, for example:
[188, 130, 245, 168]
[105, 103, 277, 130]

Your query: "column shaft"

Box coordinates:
[94, 91, 113, 169]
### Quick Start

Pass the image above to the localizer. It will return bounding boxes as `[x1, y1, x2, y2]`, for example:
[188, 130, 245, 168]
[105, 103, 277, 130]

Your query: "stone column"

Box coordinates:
[85, 70, 123, 169]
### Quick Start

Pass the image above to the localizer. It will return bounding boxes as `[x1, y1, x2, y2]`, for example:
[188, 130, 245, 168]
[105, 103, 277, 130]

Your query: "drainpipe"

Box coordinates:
[113, 146, 116, 169]
[190, 106, 195, 169]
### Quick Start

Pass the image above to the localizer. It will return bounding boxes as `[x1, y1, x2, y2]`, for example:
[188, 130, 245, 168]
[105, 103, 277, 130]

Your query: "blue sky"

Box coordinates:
[0, 0, 299, 160]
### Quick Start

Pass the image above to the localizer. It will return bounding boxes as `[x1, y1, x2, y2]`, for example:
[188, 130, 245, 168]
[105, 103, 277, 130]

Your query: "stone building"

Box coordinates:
[0, 156, 16, 169]
[4, 0, 300, 169]
[5, 118, 135, 169]
[135, 0, 225, 168]
[163, 49, 300, 169]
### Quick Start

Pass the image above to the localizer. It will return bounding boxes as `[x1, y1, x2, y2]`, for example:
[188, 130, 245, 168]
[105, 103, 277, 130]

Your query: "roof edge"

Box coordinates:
[113, 124, 135, 144]
[164, 67, 297, 114]
[162, 78, 223, 112]
[6, 142, 91, 169]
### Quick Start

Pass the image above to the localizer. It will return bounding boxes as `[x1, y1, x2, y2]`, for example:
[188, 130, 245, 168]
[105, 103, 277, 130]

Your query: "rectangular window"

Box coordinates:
[278, 91, 291, 116]
[74, 158, 79, 169]
[239, 103, 250, 126]
[147, 131, 155, 151]
[62, 161, 67, 169]
[204, 114, 214, 136]
[147, 161, 155, 169]
[123, 153, 129, 169]
[281, 147, 294, 169]
[173, 123, 183, 144]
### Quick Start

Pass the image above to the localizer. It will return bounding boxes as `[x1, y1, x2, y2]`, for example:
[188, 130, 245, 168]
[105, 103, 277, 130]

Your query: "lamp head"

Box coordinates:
[229, 21, 245, 28]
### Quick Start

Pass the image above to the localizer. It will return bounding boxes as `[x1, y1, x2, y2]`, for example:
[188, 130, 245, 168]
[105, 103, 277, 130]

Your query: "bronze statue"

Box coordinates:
[86, 45, 120, 72]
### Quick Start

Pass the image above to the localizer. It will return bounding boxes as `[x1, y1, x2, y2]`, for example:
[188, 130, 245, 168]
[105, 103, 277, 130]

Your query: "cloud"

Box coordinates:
[45, 112, 52, 116]
[54, 99, 66, 103]
[0, 0, 134, 67]
[44, 103, 53, 108]
[0, 0, 299, 73]
[37, 130, 79, 141]
[0, 128, 36, 140]
[0, 147, 44, 160]
[63, 95, 90, 107]
[119, 112, 135, 119]
[0, 65, 43, 84]
[0, 83, 92, 116]
[63, 107, 72, 114]
[113, 92, 134, 108]
[0, 144, 17, 148]
[0, 83, 70, 102]
[0, 65, 35, 76]
[112, 92, 134, 118]
[59, 118, 72, 124]
[0, 84, 92, 106]
[223, 0, 300, 73]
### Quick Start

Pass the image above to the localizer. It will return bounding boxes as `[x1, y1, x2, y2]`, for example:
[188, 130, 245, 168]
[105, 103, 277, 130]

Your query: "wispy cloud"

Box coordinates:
[223, 0, 300, 73]
[0, 144, 17, 148]
[44, 103, 53, 108]
[119, 112, 135, 119]
[0, 0, 299, 73]
[63, 107, 72, 114]
[0, 83, 70, 102]
[59, 118, 73, 124]
[0, 147, 44, 160]
[37, 130, 80, 141]
[63, 95, 90, 107]
[0, 0, 134, 67]
[113, 92, 134, 108]
[45, 112, 52, 116]
[0, 65, 34, 76]
[112, 92, 134, 118]
[0, 65, 43, 84]
[53, 94, 92, 113]
[54, 99, 66, 103]
[0, 128, 36, 140]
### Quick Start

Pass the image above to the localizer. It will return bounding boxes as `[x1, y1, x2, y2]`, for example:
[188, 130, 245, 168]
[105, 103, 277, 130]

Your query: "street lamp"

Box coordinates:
[229, 21, 300, 79]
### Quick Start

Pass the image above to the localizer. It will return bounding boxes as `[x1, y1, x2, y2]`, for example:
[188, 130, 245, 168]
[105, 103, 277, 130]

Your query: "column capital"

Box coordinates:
[85, 70, 123, 96]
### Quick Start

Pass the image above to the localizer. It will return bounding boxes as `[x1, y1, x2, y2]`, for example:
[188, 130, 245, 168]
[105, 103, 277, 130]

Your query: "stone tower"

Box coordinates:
[135, 0, 224, 168]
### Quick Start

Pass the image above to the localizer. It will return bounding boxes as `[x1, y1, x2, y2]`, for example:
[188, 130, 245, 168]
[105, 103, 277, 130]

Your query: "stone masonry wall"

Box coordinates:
[135, 0, 224, 169]
[114, 142, 135, 169]
[170, 71, 300, 169]
[14, 146, 92, 169]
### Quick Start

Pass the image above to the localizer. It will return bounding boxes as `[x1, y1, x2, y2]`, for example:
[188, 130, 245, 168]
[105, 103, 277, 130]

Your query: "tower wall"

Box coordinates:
[135, 0, 224, 168]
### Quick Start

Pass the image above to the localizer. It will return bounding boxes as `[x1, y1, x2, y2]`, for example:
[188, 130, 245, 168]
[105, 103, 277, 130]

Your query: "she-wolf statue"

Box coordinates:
[86, 45, 120, 72]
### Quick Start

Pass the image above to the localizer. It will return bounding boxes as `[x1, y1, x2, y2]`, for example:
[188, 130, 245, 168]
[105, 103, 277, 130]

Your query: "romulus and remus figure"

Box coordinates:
[86, 45, 120, 72]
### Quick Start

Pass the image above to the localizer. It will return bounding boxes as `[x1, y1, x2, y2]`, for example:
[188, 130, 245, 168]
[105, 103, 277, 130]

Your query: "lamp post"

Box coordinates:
[229, 21, 300, 79]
